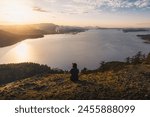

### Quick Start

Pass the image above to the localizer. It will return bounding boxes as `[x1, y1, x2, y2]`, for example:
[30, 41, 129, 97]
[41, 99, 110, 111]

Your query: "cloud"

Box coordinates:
[71, 0, 150, 10]
[33, 6, 48, 12]
[36, 0, 150, 15]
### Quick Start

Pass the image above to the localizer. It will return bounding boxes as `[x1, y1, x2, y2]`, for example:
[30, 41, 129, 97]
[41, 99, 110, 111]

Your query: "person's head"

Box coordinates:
[72, 63, 77, 69]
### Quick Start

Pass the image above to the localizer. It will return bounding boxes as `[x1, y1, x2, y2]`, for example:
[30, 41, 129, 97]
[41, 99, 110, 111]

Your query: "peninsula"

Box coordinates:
[137, 34, 150, 44]
[0, 23, 87, 47]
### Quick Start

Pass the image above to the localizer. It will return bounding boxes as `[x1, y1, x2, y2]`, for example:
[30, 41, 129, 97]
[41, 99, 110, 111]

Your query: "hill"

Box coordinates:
[137, 34, 150, 44]
[0, 23, 87, 47]
[0, 64, 149, 100]
[0, 30, 44, 47]
[0, 30, 23, 47]
[0, 23, 57, 35]
[0, 52, 150, 100]
[0, 63, 63, 85]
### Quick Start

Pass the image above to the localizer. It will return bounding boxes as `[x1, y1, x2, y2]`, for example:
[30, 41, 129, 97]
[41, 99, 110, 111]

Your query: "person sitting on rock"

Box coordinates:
[70, 63, 79, 81]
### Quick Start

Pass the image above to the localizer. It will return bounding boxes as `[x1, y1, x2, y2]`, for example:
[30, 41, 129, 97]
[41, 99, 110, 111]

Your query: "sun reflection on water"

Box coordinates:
[0, 41, 38, 64]
[13, 42, 30, 61]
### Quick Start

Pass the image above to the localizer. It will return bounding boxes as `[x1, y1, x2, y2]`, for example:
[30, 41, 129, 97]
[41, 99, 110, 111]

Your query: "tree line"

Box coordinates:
[0, 63, 64, 85]
[81, 52, 150, 73]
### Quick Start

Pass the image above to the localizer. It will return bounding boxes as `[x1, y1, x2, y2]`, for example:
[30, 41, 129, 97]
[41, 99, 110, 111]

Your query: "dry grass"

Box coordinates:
[0, 64, 150, 100]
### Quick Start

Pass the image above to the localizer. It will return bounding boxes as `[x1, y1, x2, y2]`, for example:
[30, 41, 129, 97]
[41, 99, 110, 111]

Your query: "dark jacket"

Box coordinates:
[70, 68, 79, 81]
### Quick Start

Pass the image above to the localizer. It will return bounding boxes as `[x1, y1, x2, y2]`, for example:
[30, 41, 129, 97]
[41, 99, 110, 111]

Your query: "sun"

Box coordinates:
[3, 0, 33, 24]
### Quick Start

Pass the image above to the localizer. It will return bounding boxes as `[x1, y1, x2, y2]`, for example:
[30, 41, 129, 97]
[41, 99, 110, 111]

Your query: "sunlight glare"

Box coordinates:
[14, 43, 29, 60]
[3, 0, 33, 24]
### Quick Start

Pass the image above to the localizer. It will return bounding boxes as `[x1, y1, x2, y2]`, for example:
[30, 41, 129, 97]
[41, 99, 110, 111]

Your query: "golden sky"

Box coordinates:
[0, 0, 150, 27]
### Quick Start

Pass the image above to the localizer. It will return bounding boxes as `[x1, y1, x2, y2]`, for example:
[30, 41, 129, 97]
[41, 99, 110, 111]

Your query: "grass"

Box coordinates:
[0, 64, 149, 100]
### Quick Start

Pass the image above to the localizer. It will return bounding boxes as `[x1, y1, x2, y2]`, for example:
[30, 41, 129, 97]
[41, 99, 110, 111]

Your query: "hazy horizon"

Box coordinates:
[0, 22, 150, 29]
[0, 0, 150, 28]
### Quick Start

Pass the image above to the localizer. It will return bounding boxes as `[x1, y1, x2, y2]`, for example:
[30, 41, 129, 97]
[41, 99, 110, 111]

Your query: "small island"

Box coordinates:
[122, 28, 149, 33]
[137, 34, 150, 44]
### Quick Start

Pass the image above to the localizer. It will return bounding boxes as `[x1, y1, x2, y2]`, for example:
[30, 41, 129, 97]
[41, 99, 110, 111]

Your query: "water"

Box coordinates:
[0, 29, 150, 70]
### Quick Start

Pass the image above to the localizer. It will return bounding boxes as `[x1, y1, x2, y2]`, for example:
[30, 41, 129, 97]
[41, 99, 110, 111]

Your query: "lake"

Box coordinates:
[0, 29, 150, 70]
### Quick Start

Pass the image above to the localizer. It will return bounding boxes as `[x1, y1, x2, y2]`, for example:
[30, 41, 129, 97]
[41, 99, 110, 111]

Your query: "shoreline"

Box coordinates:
[1, 27, 150, 47]
[0, 23, 88, 48]
[0, 34, 44, 48]
[0, 30, 87, 48]
[137, 34, 150, 44]
[0, 31, 85, 48]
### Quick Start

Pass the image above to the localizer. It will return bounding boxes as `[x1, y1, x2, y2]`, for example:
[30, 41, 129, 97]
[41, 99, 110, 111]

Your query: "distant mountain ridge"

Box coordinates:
[0, 23, 87, 47]
[0, 30, 23, 47]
